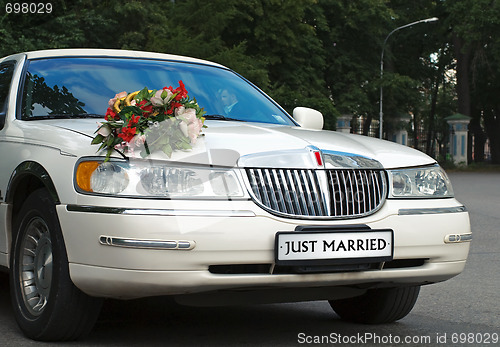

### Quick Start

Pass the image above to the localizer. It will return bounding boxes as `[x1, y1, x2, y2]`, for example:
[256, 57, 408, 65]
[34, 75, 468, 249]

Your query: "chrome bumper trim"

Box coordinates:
[67, 205, 256, 217]
[398, 206, 467, 216]
[99, 236, 195, 250]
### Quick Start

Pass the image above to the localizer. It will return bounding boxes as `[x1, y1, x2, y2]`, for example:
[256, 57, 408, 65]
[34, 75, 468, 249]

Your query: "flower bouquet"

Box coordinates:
[92, 80, 205, 161]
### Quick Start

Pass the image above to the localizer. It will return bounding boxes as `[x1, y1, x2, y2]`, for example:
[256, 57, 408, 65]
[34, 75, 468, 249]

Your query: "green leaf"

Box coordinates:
[163, 143, 173, 157]
[105, 147, 114, 162]
[107, 134, 117, 147]
[120, 106, 143, 116]
[136, 87, 153, 101]
[91, 134, 104, 145]
[179, 135, 191, 145]
[161, 89, 171, 99]
[179, 140, 192, 150]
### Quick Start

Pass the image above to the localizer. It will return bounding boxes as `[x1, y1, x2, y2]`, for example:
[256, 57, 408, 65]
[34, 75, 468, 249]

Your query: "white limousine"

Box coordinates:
[0, 49, 470, 341]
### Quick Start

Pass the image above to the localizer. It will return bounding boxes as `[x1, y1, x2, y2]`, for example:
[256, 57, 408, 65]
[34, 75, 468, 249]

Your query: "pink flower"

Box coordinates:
[114, 142, 126, 151]
[131, 134, 146, 147]
[151, 89, 173, 106]
[108, 91, 127, 107]
[175, 106, 197, 124]
[97, 122, 111, 137]
[187, 118, 203, 144]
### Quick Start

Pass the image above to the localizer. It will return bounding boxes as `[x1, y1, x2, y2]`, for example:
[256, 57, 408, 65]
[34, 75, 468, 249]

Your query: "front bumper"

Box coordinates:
[56, 197, 471, 299]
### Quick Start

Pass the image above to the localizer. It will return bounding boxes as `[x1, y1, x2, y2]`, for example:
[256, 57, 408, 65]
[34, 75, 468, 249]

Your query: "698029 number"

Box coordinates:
[5, 3, 53, 14]
[451, 332, 499, 344]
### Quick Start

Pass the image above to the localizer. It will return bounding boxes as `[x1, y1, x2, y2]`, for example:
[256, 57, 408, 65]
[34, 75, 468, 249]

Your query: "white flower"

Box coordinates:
[175, 106, 197, 124]
[179, 121, 189, 138]
[151, 89, 173, 106]
[97, 123, 111, 137]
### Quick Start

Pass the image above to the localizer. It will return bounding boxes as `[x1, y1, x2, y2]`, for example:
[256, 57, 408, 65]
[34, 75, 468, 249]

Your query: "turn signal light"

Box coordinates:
[75, 161, 101, 192]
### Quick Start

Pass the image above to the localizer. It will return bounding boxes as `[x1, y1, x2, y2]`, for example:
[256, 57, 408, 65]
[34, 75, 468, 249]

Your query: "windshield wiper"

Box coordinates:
[204, 114, 246, 122]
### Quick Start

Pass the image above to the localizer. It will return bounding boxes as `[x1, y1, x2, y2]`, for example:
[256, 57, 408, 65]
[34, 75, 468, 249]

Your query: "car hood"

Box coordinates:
[30, 119, 435, 169]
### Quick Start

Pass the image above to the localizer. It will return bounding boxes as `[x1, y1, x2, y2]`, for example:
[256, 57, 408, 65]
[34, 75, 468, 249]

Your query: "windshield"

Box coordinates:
[21, 57, 294, 126]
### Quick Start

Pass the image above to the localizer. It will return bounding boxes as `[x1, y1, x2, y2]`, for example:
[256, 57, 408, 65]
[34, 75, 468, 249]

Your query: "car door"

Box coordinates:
[0, 59, 19, 259]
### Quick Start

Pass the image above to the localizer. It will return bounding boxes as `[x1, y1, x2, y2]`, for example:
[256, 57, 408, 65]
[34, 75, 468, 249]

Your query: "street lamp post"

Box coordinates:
[379, 17, 438, 139]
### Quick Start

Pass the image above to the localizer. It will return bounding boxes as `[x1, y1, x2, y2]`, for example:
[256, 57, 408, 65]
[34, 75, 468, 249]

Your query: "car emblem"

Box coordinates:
[314, 150, 323, 166]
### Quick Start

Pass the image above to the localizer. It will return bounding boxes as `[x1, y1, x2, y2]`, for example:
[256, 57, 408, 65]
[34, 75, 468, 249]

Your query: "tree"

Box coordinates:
[0, 0, 121, 56]
[384, 0, 455, 153]
[445, 0, 500, 163]
[316, 0, 395, 134]
[3, 0, 500, 164]
[149, 0, 337, 126]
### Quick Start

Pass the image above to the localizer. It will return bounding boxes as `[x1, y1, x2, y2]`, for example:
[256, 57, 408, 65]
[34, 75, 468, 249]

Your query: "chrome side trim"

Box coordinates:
[398, 206, 467, 215]
[67, 205, 255, 217]
[444, 233, 472, 243]
[99, 236, 195, 250]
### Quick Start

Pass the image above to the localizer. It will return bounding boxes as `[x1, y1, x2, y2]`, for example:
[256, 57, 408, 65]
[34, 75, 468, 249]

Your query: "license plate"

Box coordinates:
[275, 229, 393, 265]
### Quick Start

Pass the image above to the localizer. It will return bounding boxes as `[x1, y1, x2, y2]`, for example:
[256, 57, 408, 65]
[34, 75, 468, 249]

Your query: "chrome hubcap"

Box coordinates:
[19, 217, 53, 316]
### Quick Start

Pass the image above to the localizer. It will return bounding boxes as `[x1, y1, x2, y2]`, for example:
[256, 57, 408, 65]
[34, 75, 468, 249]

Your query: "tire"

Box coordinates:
[329, 286, 420, 324]
[10, 188, 103, 341]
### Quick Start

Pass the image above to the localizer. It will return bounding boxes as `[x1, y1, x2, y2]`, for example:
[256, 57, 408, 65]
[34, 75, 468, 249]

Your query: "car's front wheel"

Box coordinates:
[329, 286, 420, 324]
[10, 188, 102, 341]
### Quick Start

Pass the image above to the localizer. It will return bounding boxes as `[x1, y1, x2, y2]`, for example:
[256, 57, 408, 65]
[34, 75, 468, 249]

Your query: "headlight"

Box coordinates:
[75, 158, 245, 199]
[387, 165, 454, 198]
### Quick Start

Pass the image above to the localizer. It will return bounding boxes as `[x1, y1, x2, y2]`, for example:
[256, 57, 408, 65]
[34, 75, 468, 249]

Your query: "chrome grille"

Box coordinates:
[245, 168, 386, 218]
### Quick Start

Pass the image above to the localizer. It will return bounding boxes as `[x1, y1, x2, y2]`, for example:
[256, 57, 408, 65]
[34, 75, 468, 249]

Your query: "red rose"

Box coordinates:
[130, 114, 141, 124]
[105, 107, 117, 121]
[118, 126, 137, 143]
[173, 80, 188, 101]
[138, 100, 153, 115]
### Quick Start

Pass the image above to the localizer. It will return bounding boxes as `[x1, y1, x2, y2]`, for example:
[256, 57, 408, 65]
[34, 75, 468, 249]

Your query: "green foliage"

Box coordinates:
[317, 0, 394, 122]
[444, 0, 500, 163]
[268, 85, 339, 130]
[2, 0, 500, 161]
[22, 73, 86, 117]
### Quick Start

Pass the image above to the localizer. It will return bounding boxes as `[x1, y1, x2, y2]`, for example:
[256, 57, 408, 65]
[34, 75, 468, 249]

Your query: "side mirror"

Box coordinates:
[292, 107, 324, 130]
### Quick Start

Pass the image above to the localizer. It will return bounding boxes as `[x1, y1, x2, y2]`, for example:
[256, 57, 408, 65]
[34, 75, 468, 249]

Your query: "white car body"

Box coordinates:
[0, 49, 470, 340]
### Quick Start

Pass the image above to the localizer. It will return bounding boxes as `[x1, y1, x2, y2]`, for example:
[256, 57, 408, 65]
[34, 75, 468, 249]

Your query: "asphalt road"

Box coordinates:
[0, 171, 499, 346]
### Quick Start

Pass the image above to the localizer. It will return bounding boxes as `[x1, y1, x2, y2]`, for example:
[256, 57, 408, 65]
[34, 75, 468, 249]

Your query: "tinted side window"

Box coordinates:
[0, 61, 16, 112]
